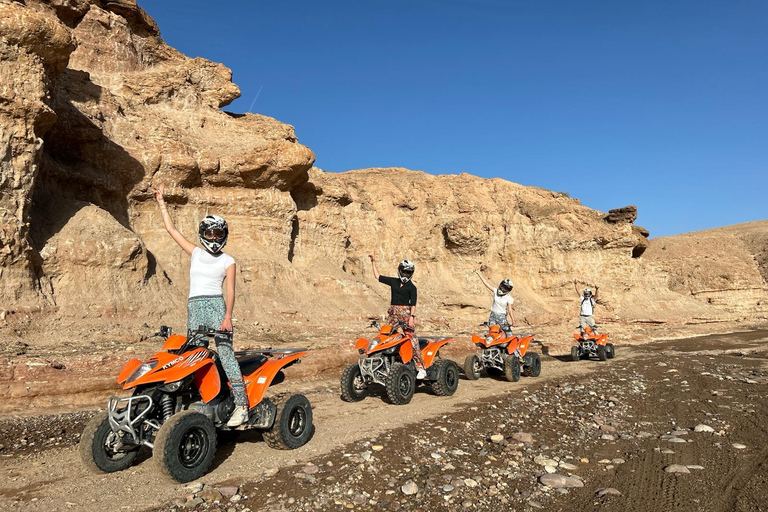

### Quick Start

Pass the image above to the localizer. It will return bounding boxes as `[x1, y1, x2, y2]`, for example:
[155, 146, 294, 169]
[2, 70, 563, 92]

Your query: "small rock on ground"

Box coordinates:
[539, 474, 584, 488]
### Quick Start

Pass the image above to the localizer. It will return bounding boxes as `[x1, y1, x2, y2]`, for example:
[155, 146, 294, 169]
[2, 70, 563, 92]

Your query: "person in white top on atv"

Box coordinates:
[474, 270, 517, 336]
[152, 184, 249, 428]
[574, 279, 600, 335]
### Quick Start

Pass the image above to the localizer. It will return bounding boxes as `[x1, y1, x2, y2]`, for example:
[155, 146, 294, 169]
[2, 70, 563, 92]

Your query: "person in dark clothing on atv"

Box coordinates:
[369, 253, 426, 379]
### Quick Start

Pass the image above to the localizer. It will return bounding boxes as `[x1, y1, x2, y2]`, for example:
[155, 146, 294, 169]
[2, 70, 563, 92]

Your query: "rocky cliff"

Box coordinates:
[1, 0, 766, 349]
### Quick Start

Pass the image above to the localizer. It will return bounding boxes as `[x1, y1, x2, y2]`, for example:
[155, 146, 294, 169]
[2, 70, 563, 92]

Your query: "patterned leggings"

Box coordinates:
[489, 312, 512, 336]
[187, 295, 248, 407]
[387, 305, 425, 369]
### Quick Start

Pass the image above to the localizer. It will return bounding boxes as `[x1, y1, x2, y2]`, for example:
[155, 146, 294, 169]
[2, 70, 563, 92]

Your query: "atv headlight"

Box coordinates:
[485, 336, 494, 345]
[160, 374, 193, 393]
[366, 339, 380, 352]
[128, 360, 158, 382]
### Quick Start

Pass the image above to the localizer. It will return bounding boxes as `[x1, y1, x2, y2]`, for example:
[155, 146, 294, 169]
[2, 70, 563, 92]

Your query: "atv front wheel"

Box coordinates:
[79, 411, 139, 474]
[263, 394, 314, 450]
[340, 364, 367, 402]
[606, 343, 615, 359]
[463, 354, 481, 380]
[154, 410, 217, 483]
[504, 355, 521, 382]
[431, 359, 460, 396]
[522, 352, 541, 377]
[570, 346, 580, 362]
[385, 363, 416, 405]
[597, 345, 608, 361]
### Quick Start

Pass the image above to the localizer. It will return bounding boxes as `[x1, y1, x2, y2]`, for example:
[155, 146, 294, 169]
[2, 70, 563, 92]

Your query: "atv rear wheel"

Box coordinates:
[463, 355, 481, 380]
[597, 345, 608, 361]
[570, 346, 580, 362]
[606, 343, 615, 359]
[522, 352, 541, 377]
[385, 363, 416, 405]
[263, 394, 314, 449]
[340, 364, 367, 402]
[431, 359, 460, 396]
[154, 410, 217, 483]
[504, 355, 521, 382]
[79, 411, 139, 474]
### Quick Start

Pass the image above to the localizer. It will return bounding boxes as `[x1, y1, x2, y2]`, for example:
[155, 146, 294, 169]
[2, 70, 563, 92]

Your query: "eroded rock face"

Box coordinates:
[0, 0, 765, 342]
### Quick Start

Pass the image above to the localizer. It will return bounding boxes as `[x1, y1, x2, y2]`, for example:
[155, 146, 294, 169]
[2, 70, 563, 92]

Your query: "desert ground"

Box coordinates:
[1, 329, 767, 512]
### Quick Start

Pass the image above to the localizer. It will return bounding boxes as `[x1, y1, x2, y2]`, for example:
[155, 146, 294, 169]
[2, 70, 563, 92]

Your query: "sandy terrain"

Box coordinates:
[1, 330, 766, 512]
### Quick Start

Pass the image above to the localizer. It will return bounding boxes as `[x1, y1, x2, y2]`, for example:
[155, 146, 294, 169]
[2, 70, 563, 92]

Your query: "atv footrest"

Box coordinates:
[247, 397, 276, 429]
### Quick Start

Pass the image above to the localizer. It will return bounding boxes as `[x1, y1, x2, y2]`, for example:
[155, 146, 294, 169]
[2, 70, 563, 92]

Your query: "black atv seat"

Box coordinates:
[418, 338, 430, 350]
[235, 353, 268, 376]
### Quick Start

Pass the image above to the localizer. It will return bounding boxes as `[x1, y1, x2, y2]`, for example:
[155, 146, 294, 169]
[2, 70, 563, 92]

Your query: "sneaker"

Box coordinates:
[416, 369, 427, 380]
[226, 405, 249, 427]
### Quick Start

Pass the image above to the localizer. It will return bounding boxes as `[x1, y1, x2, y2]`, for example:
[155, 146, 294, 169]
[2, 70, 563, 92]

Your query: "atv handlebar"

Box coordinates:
[189, 326, 233, 337]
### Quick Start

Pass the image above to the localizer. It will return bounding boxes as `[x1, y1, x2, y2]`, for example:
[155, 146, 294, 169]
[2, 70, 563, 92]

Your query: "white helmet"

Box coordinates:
[497, 278, 513, 296]
[583, 288, 592, 297]
[198, 215, 228, 254]
[398, 260, 415, 283]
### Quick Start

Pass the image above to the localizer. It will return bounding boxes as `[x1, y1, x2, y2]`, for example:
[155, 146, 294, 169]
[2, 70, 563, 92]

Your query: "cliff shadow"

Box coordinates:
[30, 69, 146, 250]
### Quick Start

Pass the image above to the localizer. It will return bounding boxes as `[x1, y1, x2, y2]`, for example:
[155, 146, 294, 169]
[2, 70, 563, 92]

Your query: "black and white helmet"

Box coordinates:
[583, 288, 593, 297]
[198, 215, 228, 254]
[398, 260, 415, 283]
[497, 278, 513, 296]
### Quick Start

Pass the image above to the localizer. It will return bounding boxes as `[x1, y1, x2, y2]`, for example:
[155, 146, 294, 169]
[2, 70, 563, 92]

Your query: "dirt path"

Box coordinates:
[1, 331, 767, 512]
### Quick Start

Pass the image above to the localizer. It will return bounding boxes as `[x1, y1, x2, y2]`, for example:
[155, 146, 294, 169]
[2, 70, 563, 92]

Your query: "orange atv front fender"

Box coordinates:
[117, 359, 143, 385]
[399, 342, 413, 363]
[193, 362, 222, 403]
[471, 334, 486, 347]
[355, 337, 368, 351]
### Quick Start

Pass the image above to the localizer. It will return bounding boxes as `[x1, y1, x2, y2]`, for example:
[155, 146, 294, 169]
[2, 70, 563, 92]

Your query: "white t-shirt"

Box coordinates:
[491, 289, 514, 315]
[580, 295, 595, 316]
[188, 247, 236, 298]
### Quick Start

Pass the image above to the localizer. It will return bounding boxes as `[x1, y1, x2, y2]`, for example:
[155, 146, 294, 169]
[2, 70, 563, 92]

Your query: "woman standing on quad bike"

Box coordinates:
[369, 254, 427, 379]
[474, 270, 517, 336]
[152, 184, 249, 427]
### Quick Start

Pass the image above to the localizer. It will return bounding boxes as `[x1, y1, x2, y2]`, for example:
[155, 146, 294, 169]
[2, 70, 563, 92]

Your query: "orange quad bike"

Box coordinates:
[340, 323, 459, 405]
[79, 326, 313, 483]
[464, 325, 541, 381]
[571, 325, 615, 361]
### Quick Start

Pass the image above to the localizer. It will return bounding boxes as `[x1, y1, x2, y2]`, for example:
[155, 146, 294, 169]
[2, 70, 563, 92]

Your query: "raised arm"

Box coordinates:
[152, 185, 196, 256]
[369, 253, 380, 281]
[593, 285, 601, 302]
[474, 270, 495, 292]
[573, 279, 581, 297]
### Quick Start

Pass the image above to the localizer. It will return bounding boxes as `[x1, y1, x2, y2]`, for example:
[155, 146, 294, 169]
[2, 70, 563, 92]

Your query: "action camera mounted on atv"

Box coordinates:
[80, 326, 314, 482]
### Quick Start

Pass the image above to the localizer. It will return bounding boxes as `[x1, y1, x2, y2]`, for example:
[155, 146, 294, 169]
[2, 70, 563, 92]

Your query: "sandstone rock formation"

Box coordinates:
[0, 0, 766, 352]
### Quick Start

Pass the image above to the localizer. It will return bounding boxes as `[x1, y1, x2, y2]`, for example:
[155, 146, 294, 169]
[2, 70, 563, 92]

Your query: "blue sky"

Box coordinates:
[140, 0, 767, 237]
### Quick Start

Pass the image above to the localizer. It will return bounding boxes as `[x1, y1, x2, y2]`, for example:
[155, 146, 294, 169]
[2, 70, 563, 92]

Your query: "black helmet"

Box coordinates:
[398, 260, 415, 283]
[497, 278, 513, 295]
[198, 215, 228, 253]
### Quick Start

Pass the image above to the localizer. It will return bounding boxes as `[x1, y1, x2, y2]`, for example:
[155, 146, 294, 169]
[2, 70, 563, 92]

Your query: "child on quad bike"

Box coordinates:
[153, 184, 248, 427]
[573, 279, 600, 336]
[369, 253, 426, 379]
[474, 270, 517, 335]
